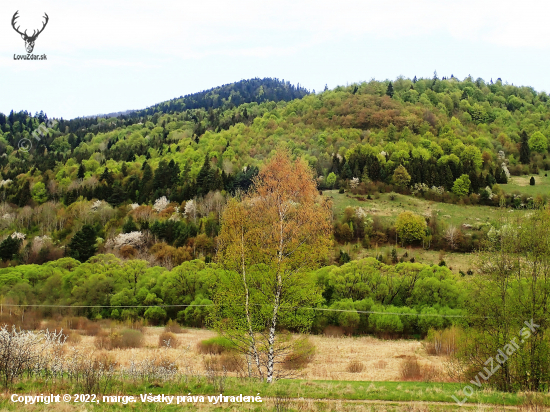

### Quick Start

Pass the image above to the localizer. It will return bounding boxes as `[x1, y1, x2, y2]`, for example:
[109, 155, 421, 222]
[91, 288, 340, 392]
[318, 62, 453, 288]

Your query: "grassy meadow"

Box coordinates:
[1, 326, 549, 412]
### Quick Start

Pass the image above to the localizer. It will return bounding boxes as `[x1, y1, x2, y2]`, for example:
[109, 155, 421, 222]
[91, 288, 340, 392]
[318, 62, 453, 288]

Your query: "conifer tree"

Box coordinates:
[386, 82, 394, 98]
[67, 225, 97, 262]
[77, 164, 85, 179]
[520, 131, 531, 164]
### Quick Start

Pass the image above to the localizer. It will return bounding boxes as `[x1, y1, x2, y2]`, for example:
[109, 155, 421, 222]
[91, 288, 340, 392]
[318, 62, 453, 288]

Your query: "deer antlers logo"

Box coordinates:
[11, 11, 49, 54]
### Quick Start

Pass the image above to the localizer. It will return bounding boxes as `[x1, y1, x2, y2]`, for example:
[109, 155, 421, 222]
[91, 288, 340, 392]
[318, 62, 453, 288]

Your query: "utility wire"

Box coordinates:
[0, 303, 466, 318]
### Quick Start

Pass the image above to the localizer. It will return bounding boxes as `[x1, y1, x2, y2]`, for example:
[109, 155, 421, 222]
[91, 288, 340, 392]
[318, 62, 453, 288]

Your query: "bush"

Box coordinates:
[338, 250, 351, 265]
[158, 332, 179, 348]
[66, 331, 82, 345]
[203, 353, 245, 373]
[143, 307, 167, 325]
[423, 326, 461, 356]
[346, 360, 365, 373]
[116, 329, 144, 349]
[80, 320, 102, 336]
[94, 330, 111, 350]
[281, 338, 315, 370]
[400, 357, 422, 381]
[94, 328, 144, 350]
[197, 337, 236, 355]
[395, 211, 427, 245]
[164, 319, 185, 334]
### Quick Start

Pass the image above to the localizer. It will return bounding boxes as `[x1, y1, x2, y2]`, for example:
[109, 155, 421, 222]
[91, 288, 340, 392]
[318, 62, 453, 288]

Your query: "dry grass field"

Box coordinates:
[70, 327, 447, 382]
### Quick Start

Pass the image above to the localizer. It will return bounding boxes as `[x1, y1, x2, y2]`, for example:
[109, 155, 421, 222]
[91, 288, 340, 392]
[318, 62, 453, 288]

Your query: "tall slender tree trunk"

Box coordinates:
[266, 283, 281, 383]
[241, 228, 263, 381]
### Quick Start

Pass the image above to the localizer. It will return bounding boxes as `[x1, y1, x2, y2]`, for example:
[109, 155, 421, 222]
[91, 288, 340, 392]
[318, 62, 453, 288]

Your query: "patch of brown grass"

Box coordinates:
[159, 331, 179, 348]
[323, 325, 346, 337]
[400, 357, 422, 381]
[94, 329, 144, 350]
[345, 360, 365, 373]
[203, 354, 245, 373]
[66, 331, 82, 345]
[281, 338, 315, 370]
[164, 319, 185, 334]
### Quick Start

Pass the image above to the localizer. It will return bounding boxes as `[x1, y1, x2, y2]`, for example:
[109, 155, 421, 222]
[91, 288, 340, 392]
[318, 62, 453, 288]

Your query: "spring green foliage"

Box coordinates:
[452, 174, 471, 196]
[30, 182, 48, 204]
[392, 165, 411, 188]
[395, 211, 427, 244]
[0, 76, 550, 268]
[0, 254, 465, 336]
[528, 131, 548, 153]
[456, 209, 550, 391]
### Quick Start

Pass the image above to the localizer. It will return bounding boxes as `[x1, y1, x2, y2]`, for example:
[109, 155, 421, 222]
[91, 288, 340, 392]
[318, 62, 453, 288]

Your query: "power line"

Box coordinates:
[0, 303, 466, 318]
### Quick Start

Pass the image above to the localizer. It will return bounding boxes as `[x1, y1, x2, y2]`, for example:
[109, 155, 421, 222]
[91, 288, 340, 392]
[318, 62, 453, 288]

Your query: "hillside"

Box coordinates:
[0, 75, 546, 267]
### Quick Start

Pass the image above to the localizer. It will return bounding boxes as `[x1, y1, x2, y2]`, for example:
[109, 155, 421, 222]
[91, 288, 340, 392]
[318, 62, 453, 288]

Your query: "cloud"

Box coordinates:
[3, 0, 550, 61]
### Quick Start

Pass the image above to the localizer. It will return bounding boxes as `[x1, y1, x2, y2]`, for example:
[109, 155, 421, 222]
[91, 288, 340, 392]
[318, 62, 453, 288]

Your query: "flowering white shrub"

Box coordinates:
[0, 325, 65, 387]
[430, 186, 445, 195]
[105, 231, 144, 249]
[32, 235, 52, 253]
[502, 163, 511, 179]
[153, 196, 169, 213]
[184, 200, 196, 218]
[349, 177, 360, 189]
[122, 351, 178, 382]
[130, 203, 140, 210]
[91, 200, 103, 211]
[483, 186, 494, 200]
[355, 207, 368, 219]
[10, 232, 25, 240]
[0, 180, 12, 187]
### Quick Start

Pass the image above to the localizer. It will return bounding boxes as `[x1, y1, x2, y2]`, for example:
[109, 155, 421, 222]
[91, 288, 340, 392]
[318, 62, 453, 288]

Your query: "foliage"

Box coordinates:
[395, 211, 427, 245]
[455, 209, 550, 392]
[211, 151, 332, 382]
[67, 225, 97, 262]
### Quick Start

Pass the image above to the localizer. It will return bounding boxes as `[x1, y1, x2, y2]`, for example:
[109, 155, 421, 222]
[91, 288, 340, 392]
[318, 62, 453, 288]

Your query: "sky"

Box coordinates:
[2, 0, 550, 119]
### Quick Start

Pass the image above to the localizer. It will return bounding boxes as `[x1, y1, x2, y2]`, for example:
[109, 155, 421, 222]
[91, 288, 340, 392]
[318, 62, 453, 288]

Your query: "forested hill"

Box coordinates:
[0, 75, 548, 267]
[0, 78, 310, 140]
[86, 78, 310, 119]
[127, 77, 310, 117]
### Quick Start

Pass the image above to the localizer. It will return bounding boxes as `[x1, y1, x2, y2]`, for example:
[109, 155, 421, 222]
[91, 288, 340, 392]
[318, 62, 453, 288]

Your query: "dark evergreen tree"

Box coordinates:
[16, 181, 31, 207]
[77, 164, 85, 179]
[196, 156, 211, 196]
[386, 82, 394, 98]
[67, 225, 97, 262]
[0, 235, 22, 262]
[122, 216, 139, 233]
[442, 164, 454, 191]
[520, 131, 531, 164]
[469, 171, 480, 193]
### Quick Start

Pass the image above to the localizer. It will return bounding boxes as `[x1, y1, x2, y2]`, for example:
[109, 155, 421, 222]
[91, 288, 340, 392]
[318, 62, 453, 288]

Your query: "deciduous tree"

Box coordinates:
[212, 151, 332, 383]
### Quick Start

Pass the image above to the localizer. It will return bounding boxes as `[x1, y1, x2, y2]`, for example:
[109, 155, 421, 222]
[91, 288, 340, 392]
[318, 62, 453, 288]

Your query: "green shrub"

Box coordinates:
[197, 336, 236, 355]
[144, 306, 167, 325]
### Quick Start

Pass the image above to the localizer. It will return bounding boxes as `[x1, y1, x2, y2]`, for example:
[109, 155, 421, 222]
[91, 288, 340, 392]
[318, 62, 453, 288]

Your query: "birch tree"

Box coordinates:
[211, 151, 332, 383]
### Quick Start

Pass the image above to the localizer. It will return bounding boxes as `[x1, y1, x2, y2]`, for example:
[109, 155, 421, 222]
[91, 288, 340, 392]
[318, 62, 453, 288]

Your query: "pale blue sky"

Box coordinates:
[2, 0, 550, 119]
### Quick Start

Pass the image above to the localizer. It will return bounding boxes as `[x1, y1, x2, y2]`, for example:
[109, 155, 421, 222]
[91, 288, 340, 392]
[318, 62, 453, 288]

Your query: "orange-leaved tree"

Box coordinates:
[212, 150, 332, 383]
